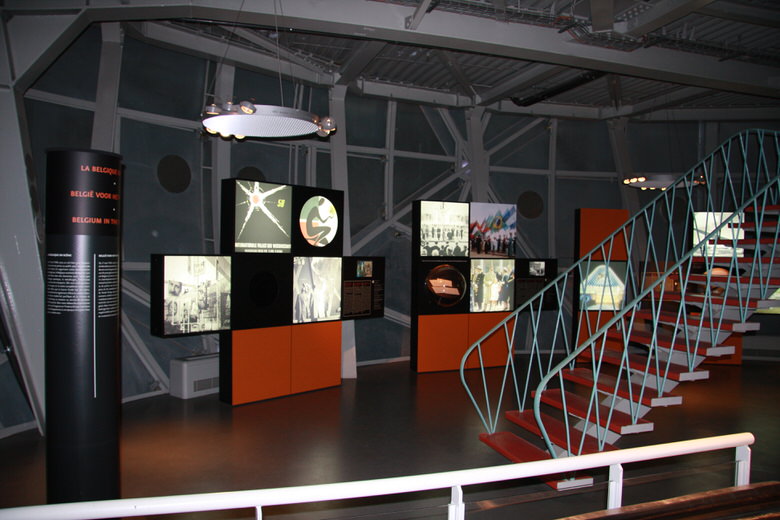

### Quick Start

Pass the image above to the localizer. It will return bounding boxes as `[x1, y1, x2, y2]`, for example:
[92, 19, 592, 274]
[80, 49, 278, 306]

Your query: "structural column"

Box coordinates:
[45, 149, 122, 503]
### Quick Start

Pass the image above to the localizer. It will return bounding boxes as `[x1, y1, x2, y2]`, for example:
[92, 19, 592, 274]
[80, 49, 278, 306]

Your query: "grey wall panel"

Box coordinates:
[347, 156, 385, 236]
[395, 102, 447, 155]
[120, 119, 202, 261]
[119, 36, 206, 120]
[345, 95, 387, 148]
[557, 119, 615, 172]
[31, 24, 100, 103]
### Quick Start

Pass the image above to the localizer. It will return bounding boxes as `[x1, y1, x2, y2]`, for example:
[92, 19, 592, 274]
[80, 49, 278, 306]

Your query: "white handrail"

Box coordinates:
[0, 432, 755, 520]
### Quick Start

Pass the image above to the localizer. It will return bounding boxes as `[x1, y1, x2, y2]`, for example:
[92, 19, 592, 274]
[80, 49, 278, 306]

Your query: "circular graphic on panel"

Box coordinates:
[424, 264, 467, 308]
[299, 196, 338, 247]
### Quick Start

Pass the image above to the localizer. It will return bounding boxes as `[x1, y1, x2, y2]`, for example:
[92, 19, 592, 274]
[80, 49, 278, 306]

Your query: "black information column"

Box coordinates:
[45, 149, 122, 504]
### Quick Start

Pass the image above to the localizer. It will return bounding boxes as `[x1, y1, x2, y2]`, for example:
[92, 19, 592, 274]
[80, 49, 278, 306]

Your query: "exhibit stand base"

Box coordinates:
[220, 322, 342, 405]
[413, 313, 513, 372]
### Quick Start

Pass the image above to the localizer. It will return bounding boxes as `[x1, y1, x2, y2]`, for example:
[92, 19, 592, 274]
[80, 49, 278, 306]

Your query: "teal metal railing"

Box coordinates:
[460, 129, 780, 457]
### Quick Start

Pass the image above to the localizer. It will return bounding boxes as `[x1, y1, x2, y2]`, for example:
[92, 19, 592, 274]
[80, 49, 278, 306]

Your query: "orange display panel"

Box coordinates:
[577, 208, 630, 260]
[466, 312, 514, 369]
[291, 321, 341, 394]
[230, 327, 292, 405]
[416, 314, 470, 372]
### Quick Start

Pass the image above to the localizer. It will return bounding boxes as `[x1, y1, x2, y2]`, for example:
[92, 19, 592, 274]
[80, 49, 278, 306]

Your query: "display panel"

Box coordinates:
[341, 257, 385, 320]
[232, 180, 292, 253]
[470, 258, 515, 312]
[515, 258, 558, 310]
[578, 261, 627, 311]
[293, 257, 343, 324]
[469, 202, 517, 258]
[150, 255, 231, 337]
[291, 186, 344, 257]
[230, 253, 293, 329]
[415, 260, 470, 314]
[692, 211, 745, 258]
[418, 201, 469, 257]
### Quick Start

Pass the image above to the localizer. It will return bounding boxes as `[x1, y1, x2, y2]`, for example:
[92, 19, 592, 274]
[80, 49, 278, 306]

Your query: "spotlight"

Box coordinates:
[239, 101, 256, 114]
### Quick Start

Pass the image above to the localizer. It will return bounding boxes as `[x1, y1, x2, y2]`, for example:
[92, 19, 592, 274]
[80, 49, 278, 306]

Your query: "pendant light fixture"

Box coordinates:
[201, 1, 336, 140]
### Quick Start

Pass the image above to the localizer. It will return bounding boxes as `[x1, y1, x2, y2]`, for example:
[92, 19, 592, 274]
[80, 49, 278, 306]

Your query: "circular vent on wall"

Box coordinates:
[157, 155, 191, 193]
[517, 191, 544, 219]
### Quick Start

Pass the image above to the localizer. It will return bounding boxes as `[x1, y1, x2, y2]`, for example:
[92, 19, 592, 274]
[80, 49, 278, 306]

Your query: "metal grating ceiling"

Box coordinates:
[6, 0, 780, 120]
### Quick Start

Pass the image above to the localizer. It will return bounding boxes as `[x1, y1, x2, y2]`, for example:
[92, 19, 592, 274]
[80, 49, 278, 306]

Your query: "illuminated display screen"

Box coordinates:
[469, 202, 517, 258]
[151, 255, 231, 337]
[578, 261, 627, 311]
[470, 258, 515, 312]
[292, 257, 342, 324]
[693, 211, 745, 258]
[419, 201, 469, 257]
[299, 195, 339, 247]
[233, 180, 292, 253]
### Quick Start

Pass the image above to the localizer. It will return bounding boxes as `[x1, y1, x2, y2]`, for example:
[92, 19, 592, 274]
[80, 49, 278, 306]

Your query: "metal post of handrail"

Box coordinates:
[735, 445, 752, 486]
[449, 484, 465, 520]
[607, 463, 624, 509]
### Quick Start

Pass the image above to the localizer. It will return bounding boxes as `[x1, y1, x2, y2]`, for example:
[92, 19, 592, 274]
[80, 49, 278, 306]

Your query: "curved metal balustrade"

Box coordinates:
[460, 129, 780, 460]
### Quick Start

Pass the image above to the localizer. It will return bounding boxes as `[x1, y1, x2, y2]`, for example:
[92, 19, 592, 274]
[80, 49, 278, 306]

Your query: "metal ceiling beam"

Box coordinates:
[405, 0, 435, 30]
[589, 0, 615, 32]
[697, 1, 780, 29]
[230, 27, 329, 74]
[434, 50, 476, 98]
[621, 0, 717, 38]
[129, 22, 335, 87]
[601, 85, 711, 119]
[477, 63, 566, 106]
[337, 40, 387, 86]
[5, 1, 779, 99]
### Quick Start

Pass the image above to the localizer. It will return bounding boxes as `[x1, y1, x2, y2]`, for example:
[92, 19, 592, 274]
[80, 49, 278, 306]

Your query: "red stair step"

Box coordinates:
[534, 388, 653, 435]
[661, 292, 762, 309]
[605, 329, 729, 359]
[686, 274, 780, 287]
[479, 431, 551, 463]
[578, 348, 708, 382]
[479, 432, 594, 490]
[731, 221, 778, 230]
[561, 367, 682, 407]
[711, 238, 780, 247]
[630, 309, 760, 333]
[744, 205, 780, 213]
[506, 409, 616, 455]
[691, 256, 775, 265]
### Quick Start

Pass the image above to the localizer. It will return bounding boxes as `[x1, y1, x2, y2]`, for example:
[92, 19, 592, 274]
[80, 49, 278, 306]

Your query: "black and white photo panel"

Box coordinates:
[417, 201, 469, 257]
[292, 256, 343, 324]
[150, 255, 232, 337]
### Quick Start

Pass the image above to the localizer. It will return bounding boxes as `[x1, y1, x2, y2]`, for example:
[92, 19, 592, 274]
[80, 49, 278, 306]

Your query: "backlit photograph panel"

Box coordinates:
[578, 261, 627, 311]
[693, 212, 745, 258]
[419, 201, 469, 257]
[470, 258, 515, 312]
[293, 257, 342, 324]
[469, 202, 517, 258]
[233, 180, 292, 253]
[151, 255, 231, 337]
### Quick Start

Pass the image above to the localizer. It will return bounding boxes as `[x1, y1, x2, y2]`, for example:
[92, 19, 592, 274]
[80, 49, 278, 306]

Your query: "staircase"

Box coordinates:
[459, 129, 780, 485]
